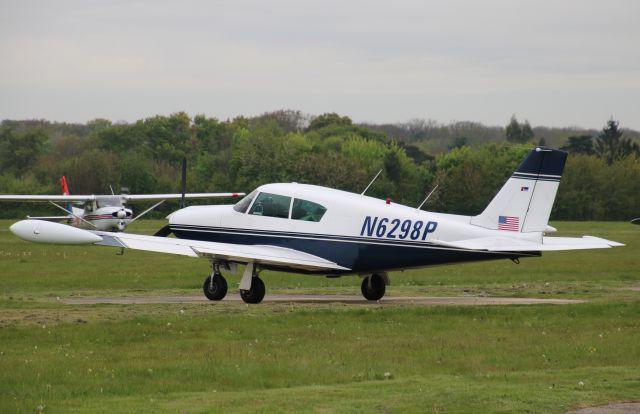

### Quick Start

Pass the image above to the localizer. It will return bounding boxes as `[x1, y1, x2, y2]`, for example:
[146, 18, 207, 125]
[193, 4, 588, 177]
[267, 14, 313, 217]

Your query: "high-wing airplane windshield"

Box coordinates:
[248, 192, 291, 219]
[96, 197, 122, 208]
[233, 190, 257, 213]
[291, 198, 327, 222]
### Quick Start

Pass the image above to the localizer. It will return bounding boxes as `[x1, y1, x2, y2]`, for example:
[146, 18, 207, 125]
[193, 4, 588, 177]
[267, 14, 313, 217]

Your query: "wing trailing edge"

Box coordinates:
[93, 230, 349, 271]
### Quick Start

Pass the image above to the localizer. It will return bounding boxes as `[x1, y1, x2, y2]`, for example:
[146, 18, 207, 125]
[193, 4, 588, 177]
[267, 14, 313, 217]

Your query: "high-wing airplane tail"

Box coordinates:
[470, 147, 567, 233]
[60, 175, 73, 212]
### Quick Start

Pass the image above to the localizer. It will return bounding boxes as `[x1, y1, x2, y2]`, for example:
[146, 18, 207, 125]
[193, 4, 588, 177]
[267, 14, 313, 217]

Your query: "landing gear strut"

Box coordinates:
[361, 273, 386, 301]
[239, 262, 266, 304]
[203, 263, 228, 301]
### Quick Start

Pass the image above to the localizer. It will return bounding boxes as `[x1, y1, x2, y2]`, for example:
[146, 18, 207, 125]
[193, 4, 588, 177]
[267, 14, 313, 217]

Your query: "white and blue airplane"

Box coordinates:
[9, 147, 623, 304]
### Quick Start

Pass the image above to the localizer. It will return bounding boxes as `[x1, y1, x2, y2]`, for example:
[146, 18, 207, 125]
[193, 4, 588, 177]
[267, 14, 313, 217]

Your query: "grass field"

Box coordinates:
[0, 220, 638, 413]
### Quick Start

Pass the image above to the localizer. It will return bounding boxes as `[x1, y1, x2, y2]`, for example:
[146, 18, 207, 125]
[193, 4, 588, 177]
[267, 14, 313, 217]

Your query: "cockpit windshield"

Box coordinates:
[96, 196, 123, 208]
[233, 190, 257, 213]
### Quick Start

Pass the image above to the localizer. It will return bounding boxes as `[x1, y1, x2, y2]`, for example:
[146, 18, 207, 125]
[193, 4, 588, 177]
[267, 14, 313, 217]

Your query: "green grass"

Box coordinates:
[0, 220, 638, 413]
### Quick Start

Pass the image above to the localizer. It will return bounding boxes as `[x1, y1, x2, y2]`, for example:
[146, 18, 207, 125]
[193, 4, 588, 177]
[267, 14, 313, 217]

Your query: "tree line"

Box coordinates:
[0, 111, 638, 221]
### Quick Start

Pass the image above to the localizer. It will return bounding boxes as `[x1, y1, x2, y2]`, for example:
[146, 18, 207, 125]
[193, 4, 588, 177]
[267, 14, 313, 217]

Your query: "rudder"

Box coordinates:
[470, 147, 567, 233]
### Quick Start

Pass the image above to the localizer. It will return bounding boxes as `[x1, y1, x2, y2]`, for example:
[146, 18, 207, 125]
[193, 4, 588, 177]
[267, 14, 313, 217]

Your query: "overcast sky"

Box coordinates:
[1, 0, 638, 129]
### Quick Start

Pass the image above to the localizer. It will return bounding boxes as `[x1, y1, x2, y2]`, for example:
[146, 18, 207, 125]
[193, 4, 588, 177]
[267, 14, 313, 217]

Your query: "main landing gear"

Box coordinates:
[239, 276, 265, 304]
[202, 262, 266, 304]
[361, 273, 388, 301]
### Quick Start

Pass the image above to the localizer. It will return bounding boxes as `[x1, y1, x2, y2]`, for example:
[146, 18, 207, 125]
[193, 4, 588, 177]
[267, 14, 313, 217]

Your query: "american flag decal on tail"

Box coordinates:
[498, 215, 519, 231]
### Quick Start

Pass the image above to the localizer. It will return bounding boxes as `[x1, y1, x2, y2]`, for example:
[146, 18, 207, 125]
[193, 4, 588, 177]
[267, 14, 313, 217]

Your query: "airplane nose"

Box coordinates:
[115, 209, 127, 219]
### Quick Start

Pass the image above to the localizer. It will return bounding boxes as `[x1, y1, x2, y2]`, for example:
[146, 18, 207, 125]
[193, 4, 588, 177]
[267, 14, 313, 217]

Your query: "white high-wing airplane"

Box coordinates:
[0, 176, 244, 232]
[9, 147, 623, 304]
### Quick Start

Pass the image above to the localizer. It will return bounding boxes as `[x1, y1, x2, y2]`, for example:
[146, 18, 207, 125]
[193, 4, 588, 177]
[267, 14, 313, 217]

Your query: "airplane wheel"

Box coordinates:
[203, 274, 228, 301]
[240, 277, 265, 304]
[361, 274, 385, 301]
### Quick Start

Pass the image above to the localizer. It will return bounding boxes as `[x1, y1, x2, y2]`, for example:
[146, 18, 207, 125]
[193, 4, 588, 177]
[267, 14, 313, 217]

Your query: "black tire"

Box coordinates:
[203, 274, 228, 301]
[240, 277, 266, 304]
[361, 274, 386, 301]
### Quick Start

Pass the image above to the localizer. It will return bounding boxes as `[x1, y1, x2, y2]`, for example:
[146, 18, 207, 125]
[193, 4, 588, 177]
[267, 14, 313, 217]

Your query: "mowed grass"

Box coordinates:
[0, 220, 638, 413]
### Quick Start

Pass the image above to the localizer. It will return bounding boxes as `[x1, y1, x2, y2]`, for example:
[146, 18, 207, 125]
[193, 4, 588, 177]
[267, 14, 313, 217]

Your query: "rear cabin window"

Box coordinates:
[248, 192, 291, 219]
[291, 198, 327, 222]
[233, 190, 257, 213]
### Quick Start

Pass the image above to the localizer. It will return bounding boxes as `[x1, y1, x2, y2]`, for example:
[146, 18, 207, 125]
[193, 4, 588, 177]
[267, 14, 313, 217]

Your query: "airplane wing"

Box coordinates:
[0, 195, 95, 202]
[123, 193, 244, 201]
[430, 236, 624, 252]
[93, 230, 349, 272]
[0, 193, 244, 202]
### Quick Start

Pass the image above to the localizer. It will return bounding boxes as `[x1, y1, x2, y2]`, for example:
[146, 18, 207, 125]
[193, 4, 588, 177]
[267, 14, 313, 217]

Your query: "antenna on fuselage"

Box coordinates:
[180, 157, 187, 209]
[416, 184, 439, 212]
[361, 169, 383, 196]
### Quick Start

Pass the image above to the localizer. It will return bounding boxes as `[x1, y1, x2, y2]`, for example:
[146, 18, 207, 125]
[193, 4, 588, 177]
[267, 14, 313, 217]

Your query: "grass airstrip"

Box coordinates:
[0, 220, 638, 413]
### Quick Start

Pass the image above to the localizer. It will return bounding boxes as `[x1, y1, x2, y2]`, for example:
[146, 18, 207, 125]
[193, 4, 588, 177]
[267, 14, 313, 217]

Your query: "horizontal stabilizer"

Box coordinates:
[431, 236, 623, 252]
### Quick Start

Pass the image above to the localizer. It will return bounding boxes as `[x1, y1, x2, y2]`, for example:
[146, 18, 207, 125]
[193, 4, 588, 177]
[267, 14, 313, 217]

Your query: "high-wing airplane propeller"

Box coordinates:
[7, 147, 623, 304]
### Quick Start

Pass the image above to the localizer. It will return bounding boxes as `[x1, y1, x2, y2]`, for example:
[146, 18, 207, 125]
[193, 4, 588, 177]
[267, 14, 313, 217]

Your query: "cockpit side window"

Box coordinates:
[248, 192, 291, 219]
[291, 198, 327, 222]
[233, 190, 257, 213]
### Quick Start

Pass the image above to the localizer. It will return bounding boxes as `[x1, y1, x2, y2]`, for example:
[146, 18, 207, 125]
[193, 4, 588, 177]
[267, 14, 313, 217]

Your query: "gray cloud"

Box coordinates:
[1, 0, 639, 128]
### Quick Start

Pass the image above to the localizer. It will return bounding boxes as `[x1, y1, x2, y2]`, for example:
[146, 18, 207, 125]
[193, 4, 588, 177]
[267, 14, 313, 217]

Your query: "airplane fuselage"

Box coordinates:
[70, 201, 133, 232]
[167, 183, 541, 275]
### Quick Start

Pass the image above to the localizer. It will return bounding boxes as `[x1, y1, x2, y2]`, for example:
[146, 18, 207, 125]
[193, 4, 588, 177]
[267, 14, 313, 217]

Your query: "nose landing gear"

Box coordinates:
[203, 273, 228, 301]
[202, 262, 228, 301]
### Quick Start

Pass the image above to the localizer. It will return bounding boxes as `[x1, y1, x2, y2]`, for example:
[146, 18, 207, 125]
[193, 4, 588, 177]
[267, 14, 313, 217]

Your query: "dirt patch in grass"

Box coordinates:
[567, 402, 640, 413]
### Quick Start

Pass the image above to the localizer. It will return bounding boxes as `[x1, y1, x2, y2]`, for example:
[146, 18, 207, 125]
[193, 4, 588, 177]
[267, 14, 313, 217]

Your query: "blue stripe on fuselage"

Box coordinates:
[170, 225, 539, 274]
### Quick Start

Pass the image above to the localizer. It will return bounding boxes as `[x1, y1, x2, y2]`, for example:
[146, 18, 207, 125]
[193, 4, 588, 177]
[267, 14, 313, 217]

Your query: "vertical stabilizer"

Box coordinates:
[60, 176, 73, 213]
[470, 147, 567, 233]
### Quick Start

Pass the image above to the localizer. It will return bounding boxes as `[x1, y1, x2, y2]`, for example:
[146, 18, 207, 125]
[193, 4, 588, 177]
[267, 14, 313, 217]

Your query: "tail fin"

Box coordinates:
[60, 176, 73, 213]
[470, 147, 567, 233]
[60, 176, 70, 196]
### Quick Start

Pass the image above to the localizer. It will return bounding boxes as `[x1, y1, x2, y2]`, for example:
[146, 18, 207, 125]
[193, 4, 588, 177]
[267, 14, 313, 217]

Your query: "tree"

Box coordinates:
[448, 136, 468, 150]
[505, 115, 522, 143]
[0, 127, 49, 174]
[595, 119, 639, 164]
[307, 113, 352, 131]
[560, 135, 594, 155]
[521, 121, 534, 142]
[505, 115, 534, 143]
